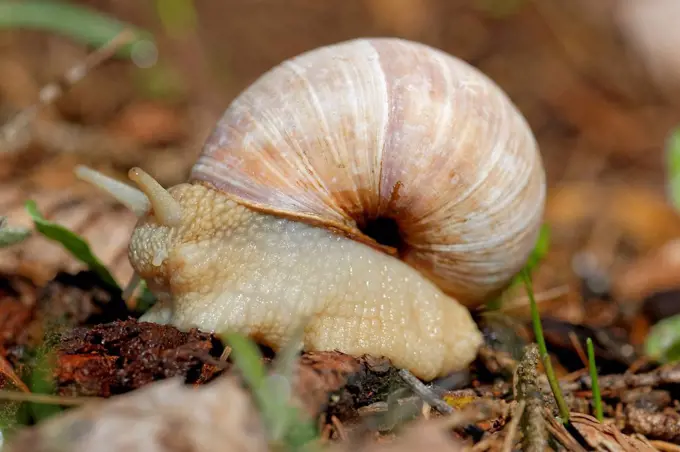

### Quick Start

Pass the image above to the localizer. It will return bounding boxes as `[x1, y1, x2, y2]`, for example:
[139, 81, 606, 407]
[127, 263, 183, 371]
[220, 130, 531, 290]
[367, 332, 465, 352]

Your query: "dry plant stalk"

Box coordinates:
[513, 344, 548, 452]
[501, 400, 525, 452]
[0, 29, 136, 154]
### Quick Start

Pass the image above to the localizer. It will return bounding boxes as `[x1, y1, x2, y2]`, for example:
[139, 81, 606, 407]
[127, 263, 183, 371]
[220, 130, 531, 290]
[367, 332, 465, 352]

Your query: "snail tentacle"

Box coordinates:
[128, 167, 182, 227]
[74, 165, 150, 217]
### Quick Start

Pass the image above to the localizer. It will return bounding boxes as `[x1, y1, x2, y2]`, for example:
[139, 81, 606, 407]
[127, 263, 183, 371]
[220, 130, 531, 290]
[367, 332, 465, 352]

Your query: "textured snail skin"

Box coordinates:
[133, 183, 484, 381]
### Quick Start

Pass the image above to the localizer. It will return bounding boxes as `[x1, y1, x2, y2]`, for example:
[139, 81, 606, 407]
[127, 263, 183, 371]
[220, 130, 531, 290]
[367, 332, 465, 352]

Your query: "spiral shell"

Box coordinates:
[190, 37, 546, 307]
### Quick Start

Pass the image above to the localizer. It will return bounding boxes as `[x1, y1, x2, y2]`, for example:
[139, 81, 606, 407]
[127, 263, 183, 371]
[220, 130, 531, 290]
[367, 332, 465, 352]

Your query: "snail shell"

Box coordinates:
[191, 37, 546, 307]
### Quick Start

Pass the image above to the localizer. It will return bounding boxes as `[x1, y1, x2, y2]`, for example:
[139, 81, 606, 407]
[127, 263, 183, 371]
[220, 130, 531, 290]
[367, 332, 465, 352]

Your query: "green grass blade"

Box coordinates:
[26, 351, 62, 423]
[522, 269, 570, 424]
[24, 200, 119, 290]
[523, 224, 551, 274]
[486, 224, 550, 310]
[586, 338, 603, 422]
[0, 0, 153, 58]
[667, 127, 680, 210]
[222, 333, 267, 389]
[222, 332, 318, 449]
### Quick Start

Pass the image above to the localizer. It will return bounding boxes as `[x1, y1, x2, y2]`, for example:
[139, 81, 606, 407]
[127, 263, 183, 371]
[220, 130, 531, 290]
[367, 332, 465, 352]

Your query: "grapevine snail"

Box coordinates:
[75, 38, 546, 381]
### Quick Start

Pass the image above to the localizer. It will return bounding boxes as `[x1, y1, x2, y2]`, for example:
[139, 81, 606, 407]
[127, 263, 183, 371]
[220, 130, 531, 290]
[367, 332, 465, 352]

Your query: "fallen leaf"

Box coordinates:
[570, 412, 657, 452]
[3, 375, 270, 452]
[0, 354, 29, 392]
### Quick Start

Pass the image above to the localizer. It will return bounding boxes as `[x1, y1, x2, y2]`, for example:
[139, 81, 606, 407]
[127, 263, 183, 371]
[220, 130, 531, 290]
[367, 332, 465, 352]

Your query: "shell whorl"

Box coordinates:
[190, 37, 546, 307]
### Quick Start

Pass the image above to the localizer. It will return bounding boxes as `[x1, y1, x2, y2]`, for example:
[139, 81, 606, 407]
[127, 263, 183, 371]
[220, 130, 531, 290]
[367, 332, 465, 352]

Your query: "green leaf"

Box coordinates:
[486, 224, 551, 310]
[508, 224, 551, 287]
[473, 0, 527, 18]
[222, 333, 318, 449]
[524, 224, 551, 273]
[134, 281, 158, 313]
[133, 63, 187, 101]
[645, 313, 680, 363]
[223, 333, 267, 391]
[0, 217, 31, 248]
[267, 326, 318, 447]
[27, 350, 62, 423]
[154, 0, 197, 36]
[0, 226, 31, 248]
[0, 0, 154, 59]
[24, 200, 119, 290]
[666, 127, 680, 211]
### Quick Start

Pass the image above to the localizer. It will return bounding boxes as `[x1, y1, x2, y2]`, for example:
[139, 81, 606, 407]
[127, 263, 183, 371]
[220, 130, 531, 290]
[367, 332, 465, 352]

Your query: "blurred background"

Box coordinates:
[3, 0, 680, 362]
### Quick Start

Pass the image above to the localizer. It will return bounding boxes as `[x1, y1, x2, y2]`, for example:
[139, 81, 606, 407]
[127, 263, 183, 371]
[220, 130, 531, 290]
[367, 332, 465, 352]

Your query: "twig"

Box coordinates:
[421, 402, 431, 420]
[543, 409, 588, 452]
[433, 399, 507, 430]
[501, 400, 525, 452]
[0, 389, 101, 406]
[219, 345, 232, 362]
[469, 437, 499, 452]
[551, 361, 680, 393]
[121, 272, 141, 306]
[649, 440, 680, 452]
[568, 331, 589, 368]
[319, 423, 332, 443]
[398, 369, 453, 414]
[331, 415, 348, 441]
[0, 29, 136, 154]
[497, 284, 571, 313]
[626, 357, 652, 375]
[0, 355, 30, 393]
[477, 345, 517, 377]
[560, 368, 588, 383]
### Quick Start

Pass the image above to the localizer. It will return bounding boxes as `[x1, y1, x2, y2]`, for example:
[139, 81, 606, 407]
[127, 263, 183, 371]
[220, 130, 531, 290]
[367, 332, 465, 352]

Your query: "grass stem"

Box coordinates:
[521, 269, 570, 424]
[586, 338, 603, 422]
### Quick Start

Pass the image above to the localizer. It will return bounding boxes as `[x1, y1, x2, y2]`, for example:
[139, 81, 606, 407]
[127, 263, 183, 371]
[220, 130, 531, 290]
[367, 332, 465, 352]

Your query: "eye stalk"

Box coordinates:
[128, 167, 182, 227]
[74, 165, 150, 216]
[74, 165, 182, 228]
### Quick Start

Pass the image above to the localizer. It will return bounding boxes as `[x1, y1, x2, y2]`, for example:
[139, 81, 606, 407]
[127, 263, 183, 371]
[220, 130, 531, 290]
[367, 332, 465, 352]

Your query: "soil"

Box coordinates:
[3, 1, 680, 450]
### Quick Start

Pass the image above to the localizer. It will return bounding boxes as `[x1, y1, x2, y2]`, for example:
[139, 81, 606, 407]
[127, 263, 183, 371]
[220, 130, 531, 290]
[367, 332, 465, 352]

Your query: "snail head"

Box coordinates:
[74, 165, 243, 298]
[75, 165, 186, 287]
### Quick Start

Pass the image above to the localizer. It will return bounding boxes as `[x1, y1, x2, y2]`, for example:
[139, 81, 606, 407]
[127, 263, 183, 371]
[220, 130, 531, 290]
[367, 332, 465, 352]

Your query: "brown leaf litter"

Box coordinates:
[6, 268, 680, 450]
[3, 375, 272, 452]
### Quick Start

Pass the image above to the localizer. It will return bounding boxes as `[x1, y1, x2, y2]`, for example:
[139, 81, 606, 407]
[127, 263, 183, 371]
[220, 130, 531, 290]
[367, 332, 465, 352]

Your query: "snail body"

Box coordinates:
[77, 38, 546, 381]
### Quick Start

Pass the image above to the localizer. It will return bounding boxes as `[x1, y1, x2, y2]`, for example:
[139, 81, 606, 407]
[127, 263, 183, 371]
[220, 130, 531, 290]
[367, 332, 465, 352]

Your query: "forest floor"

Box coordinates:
[2, 1, 680, 451]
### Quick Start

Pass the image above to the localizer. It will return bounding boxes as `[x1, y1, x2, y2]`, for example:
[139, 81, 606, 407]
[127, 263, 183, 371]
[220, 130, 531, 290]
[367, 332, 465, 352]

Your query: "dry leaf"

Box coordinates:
[570, 412, 657, 452]
[3, 376, 269, 452]
[0, 354, 30, 392]
[612, 238, 680, 302]
[327, 419, 466, 452]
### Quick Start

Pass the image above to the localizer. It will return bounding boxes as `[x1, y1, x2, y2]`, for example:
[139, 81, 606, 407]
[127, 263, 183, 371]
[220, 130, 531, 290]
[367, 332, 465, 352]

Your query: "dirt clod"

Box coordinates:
[36, 271, 131, 327]
[56, 319, 225, 397]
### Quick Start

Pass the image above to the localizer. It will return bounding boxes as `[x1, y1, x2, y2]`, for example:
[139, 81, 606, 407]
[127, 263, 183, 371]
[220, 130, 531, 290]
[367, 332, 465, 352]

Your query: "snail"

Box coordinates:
[75, 38, 546, 381]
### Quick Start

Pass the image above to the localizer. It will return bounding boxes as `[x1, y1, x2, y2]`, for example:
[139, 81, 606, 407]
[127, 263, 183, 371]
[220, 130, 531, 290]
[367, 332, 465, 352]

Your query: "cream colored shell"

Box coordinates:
[190, 37, 546, 307]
